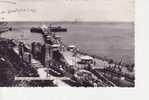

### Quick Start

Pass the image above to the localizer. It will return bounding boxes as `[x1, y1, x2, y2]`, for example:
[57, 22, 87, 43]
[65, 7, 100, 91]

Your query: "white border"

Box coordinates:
[1, 0, 149, 100]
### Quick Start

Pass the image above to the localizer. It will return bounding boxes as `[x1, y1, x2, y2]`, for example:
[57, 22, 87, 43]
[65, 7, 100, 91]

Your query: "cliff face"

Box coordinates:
[0, 38, 39, 86]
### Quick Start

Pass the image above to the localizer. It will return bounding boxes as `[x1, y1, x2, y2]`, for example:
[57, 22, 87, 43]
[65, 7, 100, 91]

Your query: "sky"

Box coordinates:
[0, 0, 134, 21]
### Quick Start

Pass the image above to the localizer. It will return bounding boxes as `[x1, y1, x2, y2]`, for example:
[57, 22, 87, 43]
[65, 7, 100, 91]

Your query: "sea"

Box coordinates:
[0, 22, 134, 65]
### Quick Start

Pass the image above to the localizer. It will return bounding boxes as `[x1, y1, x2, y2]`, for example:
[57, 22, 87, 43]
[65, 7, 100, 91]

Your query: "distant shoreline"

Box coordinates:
[2, 21, 134, 24]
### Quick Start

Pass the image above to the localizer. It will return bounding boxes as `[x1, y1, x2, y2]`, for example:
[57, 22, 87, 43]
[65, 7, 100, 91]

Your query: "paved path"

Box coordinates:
[31, 57, 70, 87]
[62, 51, 79, 66]
[13, 47, 70, 86]
[50, 76, 70, 87]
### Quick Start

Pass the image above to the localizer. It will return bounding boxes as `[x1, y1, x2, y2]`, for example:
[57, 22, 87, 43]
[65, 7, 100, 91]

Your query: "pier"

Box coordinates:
[0, 23, 134, 87]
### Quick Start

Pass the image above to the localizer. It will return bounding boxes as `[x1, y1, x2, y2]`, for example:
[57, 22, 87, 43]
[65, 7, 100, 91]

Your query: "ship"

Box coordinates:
[30, 25, 67, 33]
[0, 24, 135, 87]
